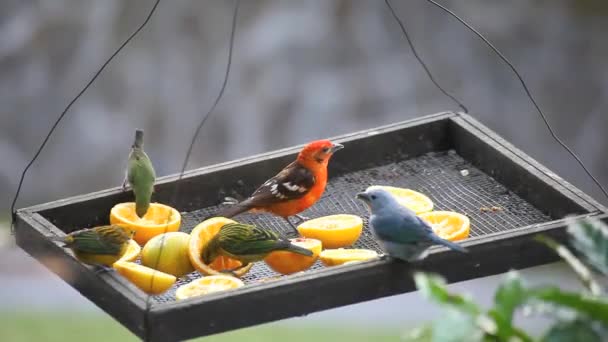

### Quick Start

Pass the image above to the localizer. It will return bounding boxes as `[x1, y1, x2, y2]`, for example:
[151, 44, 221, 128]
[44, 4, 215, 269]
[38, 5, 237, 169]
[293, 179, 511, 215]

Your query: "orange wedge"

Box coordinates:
[175, 275, 244, 300]
[319, 248, 379, 266]
[297, 214, 363, 249]
[116, 239, 141, 263]
[264, 238, 322, 275]
[188, 217, 253, 277]
[113, 261, 176, 295]
[110, 202, 181, 245]
[419, 211, 470, 241]
[367, 186, 434, 214]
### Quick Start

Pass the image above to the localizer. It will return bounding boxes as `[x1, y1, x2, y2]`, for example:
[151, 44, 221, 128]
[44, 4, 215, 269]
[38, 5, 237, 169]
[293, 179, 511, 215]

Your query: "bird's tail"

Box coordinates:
[214, 199, 253, 219]
[283, 243, 314, 257]
[430, 235, 468, 253]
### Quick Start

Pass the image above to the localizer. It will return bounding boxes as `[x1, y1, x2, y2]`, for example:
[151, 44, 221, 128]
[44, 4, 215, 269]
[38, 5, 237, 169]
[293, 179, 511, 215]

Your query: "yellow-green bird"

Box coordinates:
[54, 225, 133, 267]
[202, 223, 313, 273]
[122, 129, 156, 218]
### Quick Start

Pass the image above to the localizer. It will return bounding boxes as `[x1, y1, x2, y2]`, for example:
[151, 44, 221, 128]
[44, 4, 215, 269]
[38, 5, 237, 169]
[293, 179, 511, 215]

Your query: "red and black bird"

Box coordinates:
[216, 140, 344, 233]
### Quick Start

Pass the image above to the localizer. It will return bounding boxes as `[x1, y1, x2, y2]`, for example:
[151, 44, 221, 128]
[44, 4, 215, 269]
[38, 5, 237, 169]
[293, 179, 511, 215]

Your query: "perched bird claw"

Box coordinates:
[294, 214, 309, 223]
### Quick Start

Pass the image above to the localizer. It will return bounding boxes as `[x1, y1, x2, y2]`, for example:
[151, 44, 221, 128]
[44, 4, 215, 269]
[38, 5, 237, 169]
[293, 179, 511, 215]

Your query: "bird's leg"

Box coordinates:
[293, 214, 309, 224]
[283, 217, 300, 236]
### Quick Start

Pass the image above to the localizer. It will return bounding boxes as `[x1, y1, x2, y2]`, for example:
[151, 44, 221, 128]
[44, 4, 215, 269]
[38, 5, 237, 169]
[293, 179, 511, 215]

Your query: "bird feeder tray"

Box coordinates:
[15, 112, 607, 341]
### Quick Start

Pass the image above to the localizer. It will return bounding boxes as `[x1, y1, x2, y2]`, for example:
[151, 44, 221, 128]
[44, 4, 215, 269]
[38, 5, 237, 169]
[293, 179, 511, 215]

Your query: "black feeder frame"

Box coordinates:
[15, 112, 608, 341]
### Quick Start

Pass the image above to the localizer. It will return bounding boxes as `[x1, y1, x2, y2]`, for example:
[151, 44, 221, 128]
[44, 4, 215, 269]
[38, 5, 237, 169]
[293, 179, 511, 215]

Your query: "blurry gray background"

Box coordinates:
[1, 0, 606, 339]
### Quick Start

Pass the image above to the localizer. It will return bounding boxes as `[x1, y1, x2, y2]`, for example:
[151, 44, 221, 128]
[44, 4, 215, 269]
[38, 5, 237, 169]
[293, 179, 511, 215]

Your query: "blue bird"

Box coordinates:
[356, 187, 467, 262]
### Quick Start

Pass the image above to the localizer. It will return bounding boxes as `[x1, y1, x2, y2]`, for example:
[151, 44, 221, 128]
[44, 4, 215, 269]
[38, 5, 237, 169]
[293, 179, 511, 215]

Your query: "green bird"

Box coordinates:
[54, 225, 133, 267]
[202, 223, 313, 273]
[122, 129, 156, 218]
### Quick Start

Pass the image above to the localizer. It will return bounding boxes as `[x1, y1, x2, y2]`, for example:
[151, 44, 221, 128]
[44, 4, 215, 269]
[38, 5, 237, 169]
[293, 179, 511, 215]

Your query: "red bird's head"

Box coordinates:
[297, 139, 344, 168]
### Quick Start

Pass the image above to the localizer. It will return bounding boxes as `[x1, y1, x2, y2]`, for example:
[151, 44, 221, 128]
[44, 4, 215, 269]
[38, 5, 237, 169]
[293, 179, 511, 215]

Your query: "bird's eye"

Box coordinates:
[322, 147, 330, 153]
[371, 195, 377, 200]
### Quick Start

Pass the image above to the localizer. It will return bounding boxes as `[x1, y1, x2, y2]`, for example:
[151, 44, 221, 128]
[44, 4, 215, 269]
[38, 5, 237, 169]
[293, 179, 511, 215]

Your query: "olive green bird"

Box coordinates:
[54, 225, 133, 267]
[122, 129, 156, 218]
[202, 223, 313, 273]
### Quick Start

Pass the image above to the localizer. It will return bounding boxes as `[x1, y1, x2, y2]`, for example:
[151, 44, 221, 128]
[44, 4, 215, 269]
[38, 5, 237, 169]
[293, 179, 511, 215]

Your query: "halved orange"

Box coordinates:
[319, 248, 379, 266]
[113, 261, 176, 295]
[116, 239, 141, 263]
[110, 202, 181, 245]
[297, 214, 363, 249]
[264, 238, 322, 275]
[419, 211, 470, 241]
[187, 217, 253, 277]
[175, 275, 244, 301]
[367, 186, 434, 214]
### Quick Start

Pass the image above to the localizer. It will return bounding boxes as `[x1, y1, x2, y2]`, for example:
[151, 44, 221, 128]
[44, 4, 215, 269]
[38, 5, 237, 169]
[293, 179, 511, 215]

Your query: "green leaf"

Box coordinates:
[529, 287, 608, 326]
[402, 325, 433, 342]
[431, 309, 484, 342]
[535, 235, 602, 295]
[414, 272, 480, 315]
[567, 217, 608, 276]
[541, 319, 602, 342]
[488, 271, 532, 341]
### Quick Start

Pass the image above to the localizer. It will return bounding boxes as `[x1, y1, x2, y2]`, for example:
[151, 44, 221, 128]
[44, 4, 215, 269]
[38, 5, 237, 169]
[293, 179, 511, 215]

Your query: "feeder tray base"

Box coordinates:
[16, 112, 607, 341]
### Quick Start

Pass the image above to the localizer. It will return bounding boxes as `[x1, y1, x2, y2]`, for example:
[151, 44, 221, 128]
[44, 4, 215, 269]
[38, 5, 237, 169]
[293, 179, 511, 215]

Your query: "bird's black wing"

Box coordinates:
[247, 161, 315, 206]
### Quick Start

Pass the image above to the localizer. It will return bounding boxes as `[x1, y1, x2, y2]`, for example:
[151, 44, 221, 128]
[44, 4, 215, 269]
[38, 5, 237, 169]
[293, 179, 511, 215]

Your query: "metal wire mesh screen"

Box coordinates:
[148, 149, 551, 304]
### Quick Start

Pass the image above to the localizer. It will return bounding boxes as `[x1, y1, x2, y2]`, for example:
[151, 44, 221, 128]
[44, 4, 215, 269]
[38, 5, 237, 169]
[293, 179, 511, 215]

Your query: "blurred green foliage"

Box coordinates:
[406, 217, 608, 342]
[0, 313, 398, 342]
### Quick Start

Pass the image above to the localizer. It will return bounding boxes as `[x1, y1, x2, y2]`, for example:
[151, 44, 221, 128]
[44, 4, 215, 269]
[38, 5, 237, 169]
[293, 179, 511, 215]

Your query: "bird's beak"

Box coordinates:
[356, 192, 369, 201]
[330, 143, 344, 153]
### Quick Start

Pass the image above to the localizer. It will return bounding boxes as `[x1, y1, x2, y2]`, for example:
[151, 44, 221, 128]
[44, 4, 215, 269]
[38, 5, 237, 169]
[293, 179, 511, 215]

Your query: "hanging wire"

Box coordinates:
[423, 0, 608, 201]
[384, 0, 468, 113]
[142, 1, 241, 341]
[8, 0, 162, 233]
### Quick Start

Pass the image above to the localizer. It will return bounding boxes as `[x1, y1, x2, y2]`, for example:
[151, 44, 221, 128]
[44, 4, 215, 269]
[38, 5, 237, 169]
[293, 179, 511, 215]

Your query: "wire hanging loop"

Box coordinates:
[423, 0, 608, 202]
[142, 1, 241, 341]
[384, 0, 469, 114]
[8, 0, 162, 234]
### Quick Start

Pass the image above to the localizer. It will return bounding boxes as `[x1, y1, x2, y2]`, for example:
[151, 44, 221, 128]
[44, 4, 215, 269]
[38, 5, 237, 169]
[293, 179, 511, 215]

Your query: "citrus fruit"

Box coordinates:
[110, 202, 181, 245]
[116, 239, 141, 263]
[319, 248, 379, 266]
[141, 232, 194, 277]
[297, 214, 363, 249]
[264, 238, 322, 275]
[188, 217, 253, 277]
[113, 261, 176, 295]
[367, 186, 434, 214]
[175, 275, 245, 301]
[419, 211, 470, 241]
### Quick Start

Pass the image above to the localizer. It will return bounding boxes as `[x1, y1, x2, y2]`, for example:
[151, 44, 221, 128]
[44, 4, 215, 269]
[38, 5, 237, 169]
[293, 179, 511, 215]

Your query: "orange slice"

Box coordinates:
[297, 214, 363, 249]
[175, 275, 244, 300]
[116, 239, 141, 263]
[367, 186, 434, 214]
[419, 211, 470, 241]
[264, 238, 322, 275]
[110, 202, 181, 245]
[319, 248, 379, 266]
[113, 261, 176, 295]
[187, 217, 253, 277]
